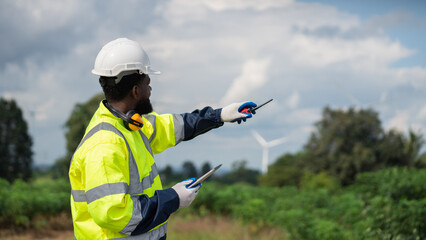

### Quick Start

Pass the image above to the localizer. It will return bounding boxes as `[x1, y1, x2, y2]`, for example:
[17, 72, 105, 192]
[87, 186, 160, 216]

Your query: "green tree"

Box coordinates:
[161, 165, 174, 180]
[200, 161, 213, 182]
[219, 160, 260, 185]
[201, 162, 212, 174]
[0, 98, 32, 182]
[50, 93, 104, 178]
[259, 152, 307, 187]
[182, 160, 198, 179]
[64, 93, 105, 155]
[303, 106, 425, 185]
[378, 129, 425, 167]
[159, 164, 181, 186]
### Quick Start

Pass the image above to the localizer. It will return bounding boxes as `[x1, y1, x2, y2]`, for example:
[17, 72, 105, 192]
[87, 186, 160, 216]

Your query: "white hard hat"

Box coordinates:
[92, 38, 160, 82]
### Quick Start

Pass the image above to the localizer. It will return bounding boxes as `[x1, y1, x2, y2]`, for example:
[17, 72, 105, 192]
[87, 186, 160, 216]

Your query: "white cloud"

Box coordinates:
[1, 0, 426, 168]
[417, 104, 426, 120]
[284, 108, 321, 125]
[393, 67, 426, 89]
[156, 0, 294, 25]
[221, 58, 271, 104]
[201, 0, 294, 11]
[385, 110, 410, 132]
[3, 0, 80, 33]
[286, 90, 300, 109]
[289, 34, 413, 70]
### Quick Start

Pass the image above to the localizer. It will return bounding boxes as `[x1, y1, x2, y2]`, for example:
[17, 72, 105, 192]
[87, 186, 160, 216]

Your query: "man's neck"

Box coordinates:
[108, 100, 133, 114]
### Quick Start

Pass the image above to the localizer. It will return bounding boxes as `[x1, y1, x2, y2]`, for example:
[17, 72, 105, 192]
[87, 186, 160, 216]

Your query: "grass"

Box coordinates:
[0, 212, 74, 240]
[167, 213, 287, 240]
[0, 213, 287, 240]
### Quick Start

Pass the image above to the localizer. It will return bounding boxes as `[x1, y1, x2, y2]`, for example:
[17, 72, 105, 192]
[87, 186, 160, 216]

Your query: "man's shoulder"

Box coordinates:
[79, 121, 128, 151]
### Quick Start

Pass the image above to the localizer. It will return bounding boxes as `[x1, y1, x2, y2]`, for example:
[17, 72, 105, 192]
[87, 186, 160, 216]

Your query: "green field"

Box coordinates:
[0, 214, 286, 240]
[0, 167, 425, 239]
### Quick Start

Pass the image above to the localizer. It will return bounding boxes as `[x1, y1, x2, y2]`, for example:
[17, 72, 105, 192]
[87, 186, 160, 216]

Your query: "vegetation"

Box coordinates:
[50, 93, 104, 178]
[262, 107, 426, 187]
[185, 167, 426, 240]
[304, 107, 425, 185]
[0, 98, 33, 182]
[0, 177, 70, 228]
[160, 160, 261, 186]
[1, 94, 426, 239]
[167, 214, 287, 240]
[1, 167, 424, 239]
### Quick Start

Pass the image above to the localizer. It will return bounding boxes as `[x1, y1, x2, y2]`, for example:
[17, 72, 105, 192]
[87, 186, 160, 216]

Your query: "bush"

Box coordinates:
[311, 219, 348, 240]
[2, 167, 425, 239]
[300, 171, 341, 192]
[362, 196, 426, 239]
[0, 177, 70, 228]
[355, 167, 426, 201]
[187, 168, 426, 240]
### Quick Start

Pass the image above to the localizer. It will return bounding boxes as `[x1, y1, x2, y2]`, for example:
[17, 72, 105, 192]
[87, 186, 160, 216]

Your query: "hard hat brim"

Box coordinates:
[91, 67, 161, 77]
[147, 68, 161, 75]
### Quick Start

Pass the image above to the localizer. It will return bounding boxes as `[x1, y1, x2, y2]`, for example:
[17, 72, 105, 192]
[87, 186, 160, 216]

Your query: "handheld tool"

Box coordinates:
[240, 99, 273, 113]
[187, 164, 222, 188]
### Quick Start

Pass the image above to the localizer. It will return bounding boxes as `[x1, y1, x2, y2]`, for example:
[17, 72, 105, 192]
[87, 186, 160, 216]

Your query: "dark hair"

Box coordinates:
[100, 73, 143, 101]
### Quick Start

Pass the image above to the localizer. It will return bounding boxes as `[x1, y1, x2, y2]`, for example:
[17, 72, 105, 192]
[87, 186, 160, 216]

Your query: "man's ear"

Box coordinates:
[131, 85, 140, 100]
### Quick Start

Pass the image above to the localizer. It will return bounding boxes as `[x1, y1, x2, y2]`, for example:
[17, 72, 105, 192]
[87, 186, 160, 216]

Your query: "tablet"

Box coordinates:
[187, 164, 222, 188]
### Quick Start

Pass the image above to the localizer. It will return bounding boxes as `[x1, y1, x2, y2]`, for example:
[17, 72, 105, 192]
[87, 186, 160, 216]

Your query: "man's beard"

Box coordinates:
[135, 98, 153, 115]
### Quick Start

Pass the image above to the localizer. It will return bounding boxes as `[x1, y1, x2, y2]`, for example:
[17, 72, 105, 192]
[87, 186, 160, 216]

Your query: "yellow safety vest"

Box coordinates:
[69, 101, 184, 239]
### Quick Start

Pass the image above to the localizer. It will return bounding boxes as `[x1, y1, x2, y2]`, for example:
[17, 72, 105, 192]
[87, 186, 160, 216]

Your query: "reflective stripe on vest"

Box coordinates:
[143, 113, 185, 145]
[143, 115, 157, 143]
[172, 114, 185, 144]
[70, 122, 162, 236]
[109, 223, 167, 240]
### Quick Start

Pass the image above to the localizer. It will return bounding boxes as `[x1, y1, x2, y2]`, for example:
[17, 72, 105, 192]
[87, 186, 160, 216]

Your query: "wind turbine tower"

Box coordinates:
[252, 130, 287, 174]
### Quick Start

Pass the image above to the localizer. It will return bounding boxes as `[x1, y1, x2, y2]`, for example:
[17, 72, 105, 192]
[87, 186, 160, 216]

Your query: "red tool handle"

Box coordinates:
[240, 108, 251, 113]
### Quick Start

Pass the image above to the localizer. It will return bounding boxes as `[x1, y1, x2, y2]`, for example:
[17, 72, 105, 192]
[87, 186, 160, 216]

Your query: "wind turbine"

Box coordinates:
[333, 81, 388, 110]
[252, 130, 287, 174]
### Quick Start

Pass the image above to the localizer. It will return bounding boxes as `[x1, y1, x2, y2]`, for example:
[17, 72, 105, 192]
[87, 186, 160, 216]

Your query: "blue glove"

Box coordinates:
[184, 177, 202, 192]
[221, 101, 257, 124]
[172, 178, 202, 208]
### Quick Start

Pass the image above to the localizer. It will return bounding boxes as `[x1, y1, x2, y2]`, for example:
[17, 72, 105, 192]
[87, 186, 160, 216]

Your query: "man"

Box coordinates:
[69, 38, 257, 240]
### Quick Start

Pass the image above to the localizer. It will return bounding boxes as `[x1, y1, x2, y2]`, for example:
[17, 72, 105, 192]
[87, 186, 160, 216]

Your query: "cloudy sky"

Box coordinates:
[1, 0, 425, 173]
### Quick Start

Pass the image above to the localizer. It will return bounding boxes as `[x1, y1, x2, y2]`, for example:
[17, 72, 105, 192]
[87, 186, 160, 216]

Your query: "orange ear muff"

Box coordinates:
[126, 111, 143, 131]
[103, 100, 143, 131]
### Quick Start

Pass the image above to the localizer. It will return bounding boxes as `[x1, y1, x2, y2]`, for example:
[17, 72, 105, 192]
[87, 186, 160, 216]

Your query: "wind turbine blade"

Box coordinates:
[252, 130, 267, 147]
[267, 137, 287, 148]
[334, 81, 361, 107]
